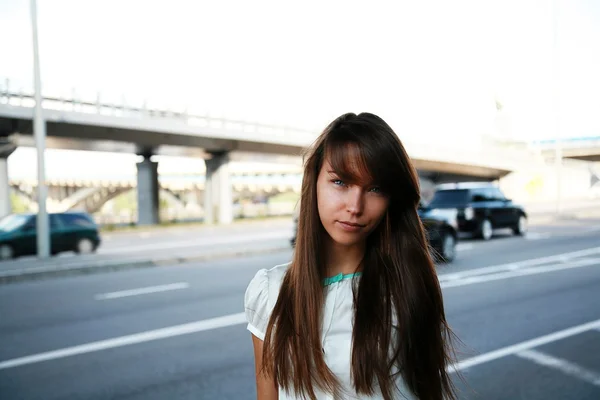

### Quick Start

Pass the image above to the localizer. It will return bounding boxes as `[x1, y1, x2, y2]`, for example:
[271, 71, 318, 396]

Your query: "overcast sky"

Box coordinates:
[2, 0, 599, 177]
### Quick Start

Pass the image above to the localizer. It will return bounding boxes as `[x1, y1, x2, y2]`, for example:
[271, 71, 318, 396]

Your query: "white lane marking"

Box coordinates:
[440, 258, 599, 289]
[139, 232, 152, 239]
[456, 243, 474, 252]
[517, 349, 600, 387]
[438, 246, 600, 282]
[449, 318, 600, 373]
[0, 313, 247, 370]
[525, 232, 552, 241]
[95, 283, 190, 300]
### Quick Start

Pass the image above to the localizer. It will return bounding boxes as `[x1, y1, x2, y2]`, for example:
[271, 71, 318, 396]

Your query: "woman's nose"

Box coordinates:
[346, 187, 364, 215]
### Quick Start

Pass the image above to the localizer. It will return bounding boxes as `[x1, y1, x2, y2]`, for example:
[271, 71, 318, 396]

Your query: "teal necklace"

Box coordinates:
[322, 272, 362, 287]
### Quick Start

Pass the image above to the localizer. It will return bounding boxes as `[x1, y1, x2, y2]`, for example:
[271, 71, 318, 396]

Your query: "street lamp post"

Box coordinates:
[552, 0, 563, 215]
[30, 0, 50, 258]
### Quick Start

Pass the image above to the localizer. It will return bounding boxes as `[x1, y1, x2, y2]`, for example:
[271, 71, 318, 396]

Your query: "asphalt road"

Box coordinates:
[0, 218, 599, 399]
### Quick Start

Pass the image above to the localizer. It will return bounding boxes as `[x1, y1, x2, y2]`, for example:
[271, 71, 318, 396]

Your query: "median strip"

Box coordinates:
[440, 258, 600, 289]
[438, 246, 600, 282]
[449, 318, 600, 373]
[516, 349, 600, 387]
[0, 243, 291, 284]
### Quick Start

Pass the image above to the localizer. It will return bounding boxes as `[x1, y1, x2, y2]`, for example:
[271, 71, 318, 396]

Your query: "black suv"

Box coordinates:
[417, 203, 459, 263]
[0, 212, 101, 260]
[425, 183, 528, 241]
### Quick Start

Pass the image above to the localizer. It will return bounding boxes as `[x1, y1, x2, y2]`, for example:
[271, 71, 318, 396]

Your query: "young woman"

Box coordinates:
[244, 112, 458, 400]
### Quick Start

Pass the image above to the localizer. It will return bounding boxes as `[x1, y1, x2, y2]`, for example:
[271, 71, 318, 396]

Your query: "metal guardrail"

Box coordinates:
[0, 78, 317, 142]
[534, 139, 600, 150]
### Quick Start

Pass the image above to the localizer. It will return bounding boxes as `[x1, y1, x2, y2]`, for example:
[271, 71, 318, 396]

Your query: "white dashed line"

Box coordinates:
[95, 283, 190, 300]
[0, 313, 247, 370]
[517, 349, 600, 387]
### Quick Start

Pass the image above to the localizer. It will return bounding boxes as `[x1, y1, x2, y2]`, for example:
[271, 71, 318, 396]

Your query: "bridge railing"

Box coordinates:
[0, 78, 318, 143]
[0, 77, 537, 167]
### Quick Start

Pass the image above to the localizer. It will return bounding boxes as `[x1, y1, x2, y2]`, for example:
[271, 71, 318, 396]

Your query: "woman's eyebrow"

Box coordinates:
[327, 170, 376, 186]
[327, 170, 351, 179]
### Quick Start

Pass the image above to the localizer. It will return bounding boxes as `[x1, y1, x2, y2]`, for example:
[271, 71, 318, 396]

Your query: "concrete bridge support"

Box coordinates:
[204, 152, 233, 225]
[0, 138, 17, 218]
[136, 155, 160, 225]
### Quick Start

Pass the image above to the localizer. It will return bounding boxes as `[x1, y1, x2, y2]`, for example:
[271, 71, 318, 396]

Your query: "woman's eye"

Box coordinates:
[370, 186, 382, 193]
[332, 179, 345, 186]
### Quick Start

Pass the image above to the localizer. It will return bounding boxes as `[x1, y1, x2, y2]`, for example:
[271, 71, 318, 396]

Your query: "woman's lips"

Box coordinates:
[337, 221, 365, 232]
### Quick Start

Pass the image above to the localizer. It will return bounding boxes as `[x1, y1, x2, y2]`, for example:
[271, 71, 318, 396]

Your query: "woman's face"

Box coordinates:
[316, 157, 390, 248]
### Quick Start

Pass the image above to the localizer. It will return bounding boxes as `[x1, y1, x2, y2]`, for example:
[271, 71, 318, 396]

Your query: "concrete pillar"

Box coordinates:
[0, 138, 17, 218]
[204, 152, 233, 225]
[136, 156, 160, 225]
[204, 158, 216, 225]
[218, 155, 233, 224]
[0, 157, 10, 218]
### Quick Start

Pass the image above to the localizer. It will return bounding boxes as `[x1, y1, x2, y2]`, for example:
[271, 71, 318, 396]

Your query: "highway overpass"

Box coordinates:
[0, 83, 530, 224]
[534, 137, 600, 162]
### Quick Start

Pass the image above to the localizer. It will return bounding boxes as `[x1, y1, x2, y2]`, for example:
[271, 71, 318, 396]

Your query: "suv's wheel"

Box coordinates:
[0, 244, 15, 260]
[75, 238, 95, 254]
[513, 215, 528, 236]
[479, 219, 493, 241]
[439, 231, 456, 263]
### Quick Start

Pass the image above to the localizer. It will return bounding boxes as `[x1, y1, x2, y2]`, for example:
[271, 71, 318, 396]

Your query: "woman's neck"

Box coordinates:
[324, 238, 365, 277]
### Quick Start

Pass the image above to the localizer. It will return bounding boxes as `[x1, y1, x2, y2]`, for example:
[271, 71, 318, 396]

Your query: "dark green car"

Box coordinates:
[0, 212, 101, 260]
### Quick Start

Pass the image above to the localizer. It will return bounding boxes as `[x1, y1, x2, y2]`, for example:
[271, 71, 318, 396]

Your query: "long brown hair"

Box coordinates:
[262, 113, 458, 399]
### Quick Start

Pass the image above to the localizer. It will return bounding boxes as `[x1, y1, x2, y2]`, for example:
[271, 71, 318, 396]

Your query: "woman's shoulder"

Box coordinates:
[247, 261, 290, 292]
[243, 262, 290, 340]
[265, 261, 290, 285]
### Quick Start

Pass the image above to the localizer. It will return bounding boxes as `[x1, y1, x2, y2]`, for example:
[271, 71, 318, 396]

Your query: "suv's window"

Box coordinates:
[58, 213, 96, 228]
[490, 188, 506, 201]
[470, 188, 490, 202]
[429, 189, 469, 206]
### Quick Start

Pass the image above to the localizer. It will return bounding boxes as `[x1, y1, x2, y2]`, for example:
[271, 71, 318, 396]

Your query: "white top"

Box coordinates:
[244, 263, 417, 400]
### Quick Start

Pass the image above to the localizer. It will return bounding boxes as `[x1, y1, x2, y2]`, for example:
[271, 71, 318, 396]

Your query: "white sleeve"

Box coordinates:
[244, 269, 270, 341]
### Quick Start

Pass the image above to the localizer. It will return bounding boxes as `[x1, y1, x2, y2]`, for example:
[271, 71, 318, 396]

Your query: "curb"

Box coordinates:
[0, 244, 292, 285]
[99, 217, 293, 238]
[527, 210, 600, 225]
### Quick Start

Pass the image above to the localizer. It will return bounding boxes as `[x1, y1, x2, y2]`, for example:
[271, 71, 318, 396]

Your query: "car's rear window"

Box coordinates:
[429, 189, 470, 206]
[0, 214, 31, 232]
[58, 214, 96, 228]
